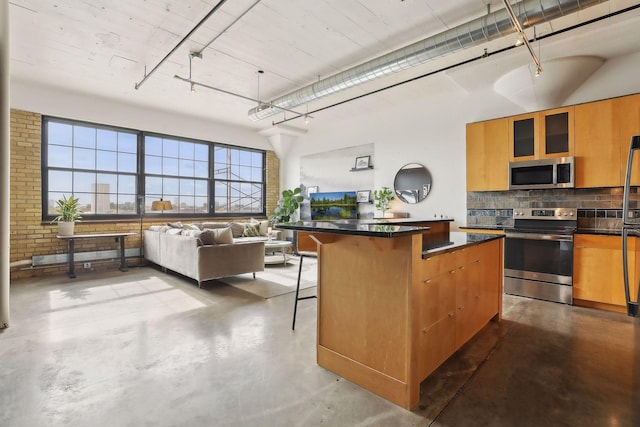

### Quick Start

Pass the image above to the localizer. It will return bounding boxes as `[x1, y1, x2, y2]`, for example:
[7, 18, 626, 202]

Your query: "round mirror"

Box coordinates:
[393, 163, 432, 204]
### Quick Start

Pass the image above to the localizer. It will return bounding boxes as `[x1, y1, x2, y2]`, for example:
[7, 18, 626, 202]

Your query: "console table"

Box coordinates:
[56, 232, 136, 278]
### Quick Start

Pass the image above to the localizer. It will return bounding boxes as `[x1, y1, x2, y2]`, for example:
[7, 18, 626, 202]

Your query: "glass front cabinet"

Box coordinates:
[508, 107, 574, 161]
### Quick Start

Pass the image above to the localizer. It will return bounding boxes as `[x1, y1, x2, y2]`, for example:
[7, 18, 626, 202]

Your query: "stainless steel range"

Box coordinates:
[504, 207, 577, 304]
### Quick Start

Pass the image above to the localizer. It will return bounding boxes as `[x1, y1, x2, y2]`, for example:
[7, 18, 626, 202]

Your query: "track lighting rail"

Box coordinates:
[173, 75, 312, 119]
[134, 0, 228, 90]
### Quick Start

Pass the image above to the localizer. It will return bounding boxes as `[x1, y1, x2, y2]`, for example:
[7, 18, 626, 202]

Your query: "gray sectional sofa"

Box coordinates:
[144, 221, 270, 287]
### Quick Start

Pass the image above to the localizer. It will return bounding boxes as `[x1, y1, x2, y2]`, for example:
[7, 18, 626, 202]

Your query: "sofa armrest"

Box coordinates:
[197, 241, 265, 280]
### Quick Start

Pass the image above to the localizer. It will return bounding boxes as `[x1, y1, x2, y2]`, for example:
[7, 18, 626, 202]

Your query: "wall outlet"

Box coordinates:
[83, 262, 91, 269]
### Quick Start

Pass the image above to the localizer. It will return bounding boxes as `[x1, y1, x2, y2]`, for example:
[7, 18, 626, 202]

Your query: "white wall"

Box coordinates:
[10, 79, 272, 151]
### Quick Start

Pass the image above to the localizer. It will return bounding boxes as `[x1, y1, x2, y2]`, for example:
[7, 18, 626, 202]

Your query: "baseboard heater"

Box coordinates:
[32, 248, 141, 267]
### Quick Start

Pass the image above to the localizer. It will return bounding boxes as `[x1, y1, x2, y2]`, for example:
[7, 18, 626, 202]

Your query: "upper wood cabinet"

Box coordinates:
[508, 112, 537, 161]
[575, 99, 619, 188]
[508, 107, 575, 162]
[616, 93, 640, 186]
[466, 118, 509, 192]
[466, 93, 639, 191]
[574, 94, 640, 188]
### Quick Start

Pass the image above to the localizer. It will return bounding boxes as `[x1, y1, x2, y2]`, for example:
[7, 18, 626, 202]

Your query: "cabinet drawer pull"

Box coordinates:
[460, 266, 465, 270]
[448, 312, 455, 317]
[422, 279, 431, 284]
[449, 270, 456, 274]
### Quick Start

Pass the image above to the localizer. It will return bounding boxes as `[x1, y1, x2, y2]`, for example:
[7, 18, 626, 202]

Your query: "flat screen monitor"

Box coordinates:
[310, 191, 357, 220]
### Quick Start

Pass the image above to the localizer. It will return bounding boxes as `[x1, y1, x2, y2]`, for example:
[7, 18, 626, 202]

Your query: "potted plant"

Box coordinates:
[269, 187, 304, 224]
[373, 187, 395, 218]
[52, 195, 82, 236]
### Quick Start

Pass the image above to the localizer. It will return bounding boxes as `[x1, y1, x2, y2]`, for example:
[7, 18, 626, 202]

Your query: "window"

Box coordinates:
[44, 118, 138, 217]
[144, 135, 210, 214]
[213, 146, 264, 214]
[42, 117, 266, 219]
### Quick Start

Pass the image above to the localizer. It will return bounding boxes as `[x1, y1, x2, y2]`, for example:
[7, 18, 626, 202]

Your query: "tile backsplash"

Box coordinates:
[467, 187, 640, 231]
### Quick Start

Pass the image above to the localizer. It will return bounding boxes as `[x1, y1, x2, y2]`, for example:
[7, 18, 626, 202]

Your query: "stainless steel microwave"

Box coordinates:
[508, 157, 574, 190]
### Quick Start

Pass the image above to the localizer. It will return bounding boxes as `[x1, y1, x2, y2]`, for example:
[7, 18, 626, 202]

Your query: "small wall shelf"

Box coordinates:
[350, 166, 374, 172]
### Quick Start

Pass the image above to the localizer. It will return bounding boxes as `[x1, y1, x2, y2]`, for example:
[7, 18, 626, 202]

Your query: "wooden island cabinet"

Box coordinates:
[277, 220, 504, 409]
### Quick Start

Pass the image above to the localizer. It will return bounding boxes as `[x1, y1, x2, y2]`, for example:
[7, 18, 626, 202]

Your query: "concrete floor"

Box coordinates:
[1, 266, 639, 427]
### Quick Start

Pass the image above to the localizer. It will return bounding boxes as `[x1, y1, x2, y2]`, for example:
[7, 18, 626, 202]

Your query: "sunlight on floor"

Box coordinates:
[45, 275, 206, 342]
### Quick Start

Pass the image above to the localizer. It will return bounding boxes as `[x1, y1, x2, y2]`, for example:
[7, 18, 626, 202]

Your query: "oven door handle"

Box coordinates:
[506, 232, 573, 242]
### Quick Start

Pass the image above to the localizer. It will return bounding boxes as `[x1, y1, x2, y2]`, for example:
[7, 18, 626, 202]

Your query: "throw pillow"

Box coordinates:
[229, 222, 245, 238]
[243, 222, 261, 237]
[194, 228, 233, 245]
[166, 228, 183, 235]
[185, 223, 201, 231]
[167, 221, 184, 229]
[212, 227, 233, 244]
[197, 229, 217, 245]
[250, 218, 269, 236]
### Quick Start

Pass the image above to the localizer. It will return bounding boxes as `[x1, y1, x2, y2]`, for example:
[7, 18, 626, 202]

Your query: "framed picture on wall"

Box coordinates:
[356, 190, 371, 203]
[354, 155, 371, 170]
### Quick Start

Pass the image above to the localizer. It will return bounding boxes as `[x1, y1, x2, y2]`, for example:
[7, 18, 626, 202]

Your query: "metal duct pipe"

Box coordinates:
[248, 0, 607, 121]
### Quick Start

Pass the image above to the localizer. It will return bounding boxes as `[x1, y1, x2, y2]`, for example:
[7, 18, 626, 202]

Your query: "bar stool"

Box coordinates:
[292, 252, 317, 330]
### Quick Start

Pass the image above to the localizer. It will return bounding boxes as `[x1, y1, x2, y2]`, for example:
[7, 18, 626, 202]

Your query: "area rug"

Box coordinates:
[218, 255, 317, 299]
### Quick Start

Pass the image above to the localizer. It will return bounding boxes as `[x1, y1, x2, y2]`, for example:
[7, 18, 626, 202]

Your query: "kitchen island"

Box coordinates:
[276, 220, 504, 409]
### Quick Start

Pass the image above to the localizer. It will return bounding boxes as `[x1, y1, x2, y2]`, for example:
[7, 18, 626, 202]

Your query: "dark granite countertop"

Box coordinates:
[463, 225, 640, 236]
[422, 231, 504, 257]
[459, 225, 513, 231]
[276, 221, 503, 253]
[275, 220, 428, 238]
[575, 228, 640, 236]
[365, 217, 454, 224]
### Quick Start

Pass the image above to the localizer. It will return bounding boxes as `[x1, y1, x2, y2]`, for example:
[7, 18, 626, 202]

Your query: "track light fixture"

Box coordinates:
[502, 0, 542, 76]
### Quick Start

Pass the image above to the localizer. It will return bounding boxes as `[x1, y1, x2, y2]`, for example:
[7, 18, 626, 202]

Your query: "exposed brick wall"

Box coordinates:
[9, 109, 280, 280]
[265, 150, 280, 218]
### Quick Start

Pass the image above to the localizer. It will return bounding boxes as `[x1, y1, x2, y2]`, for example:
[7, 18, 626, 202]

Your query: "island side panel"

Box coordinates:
[316, 233, 415, 407]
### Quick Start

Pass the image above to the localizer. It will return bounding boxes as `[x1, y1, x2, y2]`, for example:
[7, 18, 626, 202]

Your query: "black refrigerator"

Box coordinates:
[621, 135, 640, 318]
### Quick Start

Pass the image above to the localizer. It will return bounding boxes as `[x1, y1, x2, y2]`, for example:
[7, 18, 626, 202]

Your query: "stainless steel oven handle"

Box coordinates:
[505, 232, 573, 242]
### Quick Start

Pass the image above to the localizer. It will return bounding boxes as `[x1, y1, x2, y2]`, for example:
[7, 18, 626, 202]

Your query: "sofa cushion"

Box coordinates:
[184, 223, 201, 231]
[242, 222, 261, 237]
[201, 222, 231, 230]
[166, 228, 184, 235]
[168, 221, 184, 229]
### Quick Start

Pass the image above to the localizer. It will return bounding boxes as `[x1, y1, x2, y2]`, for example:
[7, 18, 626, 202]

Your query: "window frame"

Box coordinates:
[42, 116, 266, 221]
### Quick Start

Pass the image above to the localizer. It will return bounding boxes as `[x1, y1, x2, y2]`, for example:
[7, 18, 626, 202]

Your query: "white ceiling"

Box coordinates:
[8, 0, 640, 132]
